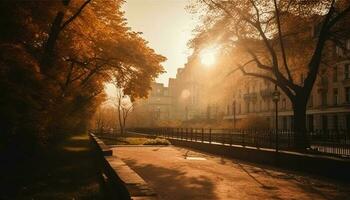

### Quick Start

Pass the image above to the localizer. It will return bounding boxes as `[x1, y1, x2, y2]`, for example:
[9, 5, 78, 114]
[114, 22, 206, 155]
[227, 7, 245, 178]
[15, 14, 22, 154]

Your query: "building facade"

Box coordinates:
[132, 82, 172, 126]
[134, 22, 350, 130]
[223, 46, 350, 130]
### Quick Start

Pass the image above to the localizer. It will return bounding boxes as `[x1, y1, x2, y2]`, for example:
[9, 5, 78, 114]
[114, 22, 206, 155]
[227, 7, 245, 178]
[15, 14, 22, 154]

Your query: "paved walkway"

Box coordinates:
[113, 146, 350, 200]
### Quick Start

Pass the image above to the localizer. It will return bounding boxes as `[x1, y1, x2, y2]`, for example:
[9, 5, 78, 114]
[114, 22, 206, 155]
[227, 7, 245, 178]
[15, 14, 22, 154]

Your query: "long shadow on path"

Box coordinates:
[123, 158, 218, 200]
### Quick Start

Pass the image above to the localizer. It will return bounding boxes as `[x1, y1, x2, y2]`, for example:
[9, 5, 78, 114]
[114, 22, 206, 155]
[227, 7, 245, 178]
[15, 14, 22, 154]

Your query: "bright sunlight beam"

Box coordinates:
[200, 46, 219, 67]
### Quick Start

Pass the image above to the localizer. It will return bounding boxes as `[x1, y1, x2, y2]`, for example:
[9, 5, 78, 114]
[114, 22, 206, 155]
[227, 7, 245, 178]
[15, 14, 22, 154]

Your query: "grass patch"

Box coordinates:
[0, 133, 102, 199]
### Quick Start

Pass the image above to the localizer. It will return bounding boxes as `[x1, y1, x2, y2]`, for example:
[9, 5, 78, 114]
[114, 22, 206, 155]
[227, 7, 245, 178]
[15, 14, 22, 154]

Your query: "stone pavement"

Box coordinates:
[113, 146, 350, 200]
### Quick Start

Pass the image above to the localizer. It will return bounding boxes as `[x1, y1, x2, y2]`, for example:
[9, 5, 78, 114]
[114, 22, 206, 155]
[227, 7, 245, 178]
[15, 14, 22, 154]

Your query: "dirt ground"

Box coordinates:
[113, 146, 350, 200]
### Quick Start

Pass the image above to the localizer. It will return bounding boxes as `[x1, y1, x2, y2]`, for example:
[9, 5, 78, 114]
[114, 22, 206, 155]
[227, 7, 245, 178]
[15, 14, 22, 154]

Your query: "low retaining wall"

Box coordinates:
[169, 139, 350, 181]
[89, 133, 158, 199]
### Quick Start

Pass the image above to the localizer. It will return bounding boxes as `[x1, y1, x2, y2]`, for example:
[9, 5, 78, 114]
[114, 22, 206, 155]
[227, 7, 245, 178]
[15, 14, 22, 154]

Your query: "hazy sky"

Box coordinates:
[122, 0, 197, 86]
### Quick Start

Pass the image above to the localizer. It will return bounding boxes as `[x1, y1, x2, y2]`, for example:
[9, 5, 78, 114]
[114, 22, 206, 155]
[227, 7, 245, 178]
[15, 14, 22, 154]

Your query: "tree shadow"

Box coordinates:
[234, 161, 278, 190]
[211, 155, 349, 200]
[122, 158, 218, 200]
[229, 159, 348, 200]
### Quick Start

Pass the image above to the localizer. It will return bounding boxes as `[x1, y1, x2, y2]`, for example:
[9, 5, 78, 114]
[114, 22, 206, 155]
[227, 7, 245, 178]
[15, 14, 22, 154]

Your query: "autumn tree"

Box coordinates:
[0, 0, 165, 153]
[190, 0, 350, 149]
[110, 85, 134, 135]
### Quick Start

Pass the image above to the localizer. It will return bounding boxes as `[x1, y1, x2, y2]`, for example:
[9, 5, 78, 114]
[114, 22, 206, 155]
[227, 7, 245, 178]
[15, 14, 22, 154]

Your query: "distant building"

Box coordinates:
[134, 82, 171, 123]
[135, 21, 350, 129]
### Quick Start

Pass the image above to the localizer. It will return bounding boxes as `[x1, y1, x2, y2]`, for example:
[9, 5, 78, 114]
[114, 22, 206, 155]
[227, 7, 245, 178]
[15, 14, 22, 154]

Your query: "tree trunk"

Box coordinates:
[118, 107, 123, 135]
[41, 11, 64, 73]
[291, 96, 309, 150]
[117, 96, 124, 136]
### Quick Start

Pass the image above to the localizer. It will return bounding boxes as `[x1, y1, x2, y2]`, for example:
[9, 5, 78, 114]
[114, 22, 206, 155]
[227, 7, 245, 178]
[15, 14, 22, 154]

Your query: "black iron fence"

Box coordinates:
[126, 128, 350, 157]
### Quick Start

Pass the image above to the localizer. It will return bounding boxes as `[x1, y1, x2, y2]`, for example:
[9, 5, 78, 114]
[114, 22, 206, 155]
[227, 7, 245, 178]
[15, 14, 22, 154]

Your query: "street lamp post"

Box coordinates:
[272, 84, 280, 153]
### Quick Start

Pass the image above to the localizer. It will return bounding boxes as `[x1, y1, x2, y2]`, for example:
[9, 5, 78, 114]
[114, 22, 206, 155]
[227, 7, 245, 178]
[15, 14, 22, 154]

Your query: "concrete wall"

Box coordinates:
[89, 133, 158, 199]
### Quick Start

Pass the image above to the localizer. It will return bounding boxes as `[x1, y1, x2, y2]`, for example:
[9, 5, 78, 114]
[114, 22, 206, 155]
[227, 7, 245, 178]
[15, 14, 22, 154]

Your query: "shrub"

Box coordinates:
[236, 115, 270, 129]
[143, 138, 171, 145]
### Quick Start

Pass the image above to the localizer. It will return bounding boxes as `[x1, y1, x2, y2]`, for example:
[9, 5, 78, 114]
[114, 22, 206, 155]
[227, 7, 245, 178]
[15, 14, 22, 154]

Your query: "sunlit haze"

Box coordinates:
[123, 0, 197, 86]
[2, 1, 350, 198]
[200, 45, 220, 67]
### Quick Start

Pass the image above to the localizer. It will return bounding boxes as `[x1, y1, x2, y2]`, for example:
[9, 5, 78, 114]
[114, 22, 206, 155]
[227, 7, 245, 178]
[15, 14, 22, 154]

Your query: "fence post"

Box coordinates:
[255, 129, 259, 148]
[222, 132, 225, 145]
[193, 129, 196, 141]
[242, 130, 245, 147]
[288, 129, 291, 148]
[201, 128, 204, 143]
[209, 128, 212, 144]
[275, 129, 279, 153]
[191, 128, 193, 141]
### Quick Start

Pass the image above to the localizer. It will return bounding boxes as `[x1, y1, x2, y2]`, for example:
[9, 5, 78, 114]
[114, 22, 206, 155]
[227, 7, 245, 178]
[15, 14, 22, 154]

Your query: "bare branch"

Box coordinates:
[273, 0, 293, 82]
[60, 0, 92, 30]
[327, 3, 350, 30]
[305, 0, 336, 92]
[239, 65, 294, 99]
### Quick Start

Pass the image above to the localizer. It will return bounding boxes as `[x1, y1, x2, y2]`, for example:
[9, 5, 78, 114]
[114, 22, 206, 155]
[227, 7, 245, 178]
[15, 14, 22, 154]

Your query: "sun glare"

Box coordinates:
[200, 46, 219, 67]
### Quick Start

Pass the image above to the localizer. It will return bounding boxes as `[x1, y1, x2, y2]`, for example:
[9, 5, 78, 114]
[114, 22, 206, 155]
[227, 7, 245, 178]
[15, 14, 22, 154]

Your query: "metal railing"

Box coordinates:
[127, 128, 350, 157]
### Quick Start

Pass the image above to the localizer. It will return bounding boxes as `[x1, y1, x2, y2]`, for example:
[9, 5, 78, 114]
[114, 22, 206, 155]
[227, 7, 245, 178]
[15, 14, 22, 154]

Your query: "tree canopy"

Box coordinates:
[0, 0, 165, 151]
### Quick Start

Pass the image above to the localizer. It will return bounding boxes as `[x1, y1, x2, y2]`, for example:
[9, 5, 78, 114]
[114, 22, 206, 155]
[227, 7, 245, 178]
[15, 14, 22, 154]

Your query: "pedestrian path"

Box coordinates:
[113, 146, 350, 200]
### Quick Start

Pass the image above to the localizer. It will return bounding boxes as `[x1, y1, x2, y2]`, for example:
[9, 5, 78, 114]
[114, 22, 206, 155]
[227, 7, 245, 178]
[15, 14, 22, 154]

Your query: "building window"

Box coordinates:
[227, 105, 230, 115]
[333, 115, 338, 130]
[321, 91, 327, 106]
[282, 98, 286, 110]
[345, 87, 350, 103]
[308, 95, 313, 108]
[345, 64, 350, 79]
[333, 66, 338, 82]
[282, 117, 287, 129]
[347, 39, 350, 50]
[307, 115, 314, 131]
[232, 102, 236, 114]
[322, 115, 328, 130]
[156, 107, 161, 120]
[336, 46, 343, 56]
[333, 88, 338, 105]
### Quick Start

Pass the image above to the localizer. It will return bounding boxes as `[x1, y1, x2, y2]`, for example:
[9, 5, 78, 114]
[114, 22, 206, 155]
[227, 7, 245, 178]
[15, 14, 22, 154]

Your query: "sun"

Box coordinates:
[199, 46, 219, 67]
